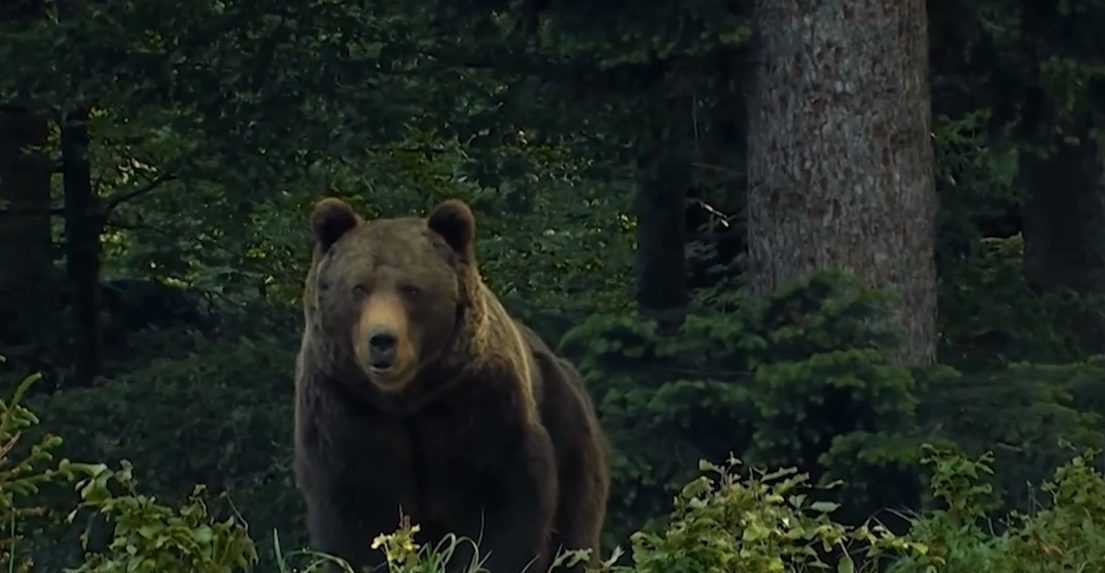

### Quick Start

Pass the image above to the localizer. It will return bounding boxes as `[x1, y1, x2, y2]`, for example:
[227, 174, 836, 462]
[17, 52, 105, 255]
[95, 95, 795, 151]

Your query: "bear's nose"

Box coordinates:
[367, 330, 398, 368]
[369, 331, 397, 352]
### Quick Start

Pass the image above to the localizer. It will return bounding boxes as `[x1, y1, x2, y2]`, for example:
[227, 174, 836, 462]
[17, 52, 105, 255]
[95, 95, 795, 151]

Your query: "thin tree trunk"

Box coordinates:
[0, 0, 56, 352]
[54, 0, 106, 385]
[62, 107, 104, 386]
[746, 0, 938, 366]
[1021, 131, 1105, 295]
[635, 96, 690, 332]
[0, 109, 56, 349]
[1016, 0, 1105, 353]
[1018, 1, 1105, 290]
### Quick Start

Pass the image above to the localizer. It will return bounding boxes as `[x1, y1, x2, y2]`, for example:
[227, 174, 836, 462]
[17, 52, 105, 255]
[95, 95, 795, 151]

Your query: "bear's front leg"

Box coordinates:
[461, 426, 559, 573]
[303, 467, 423, 572]
[304, 492, 388, 570]
[296, 408, 422, 572]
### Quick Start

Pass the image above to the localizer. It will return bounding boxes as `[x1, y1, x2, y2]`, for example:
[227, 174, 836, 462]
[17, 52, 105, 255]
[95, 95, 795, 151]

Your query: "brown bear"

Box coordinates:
[293, 197, 610, 573]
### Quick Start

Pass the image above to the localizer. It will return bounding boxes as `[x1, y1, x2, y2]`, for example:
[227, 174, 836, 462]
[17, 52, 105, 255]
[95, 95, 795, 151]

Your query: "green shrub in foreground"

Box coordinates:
[61, 460, 259, 573]
[1, 362, 262, 573]
[7, 358, 1105, 573]
[597, 457, 927, 573]
[311, 445, 1105, 573]
[23, 332, 306, 569]
[889, 445, 1105, 573]
[0, 361, 64, 573]
[560, 270, 926, 539]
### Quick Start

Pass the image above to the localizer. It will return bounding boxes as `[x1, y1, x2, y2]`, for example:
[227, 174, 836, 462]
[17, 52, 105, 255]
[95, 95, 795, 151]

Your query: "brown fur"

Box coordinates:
[294, 198, 610, 573]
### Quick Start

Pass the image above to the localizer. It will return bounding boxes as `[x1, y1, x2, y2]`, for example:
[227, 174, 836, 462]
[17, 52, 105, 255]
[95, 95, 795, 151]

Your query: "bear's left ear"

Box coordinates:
[427, 199, 476, 263]
[310, 197, 361, 251]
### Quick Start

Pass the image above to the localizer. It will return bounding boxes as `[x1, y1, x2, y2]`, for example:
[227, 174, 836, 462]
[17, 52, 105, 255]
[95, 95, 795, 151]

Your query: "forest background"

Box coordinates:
[3, 0, 1105, 571]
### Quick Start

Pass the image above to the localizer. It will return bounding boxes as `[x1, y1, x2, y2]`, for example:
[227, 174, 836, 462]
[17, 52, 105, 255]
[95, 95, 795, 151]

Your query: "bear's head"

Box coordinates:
[304, 197, 480, 395]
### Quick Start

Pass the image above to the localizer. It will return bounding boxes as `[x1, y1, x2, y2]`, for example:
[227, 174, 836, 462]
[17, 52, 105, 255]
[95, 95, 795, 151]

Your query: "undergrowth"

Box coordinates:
[4, 356, 1105, 573]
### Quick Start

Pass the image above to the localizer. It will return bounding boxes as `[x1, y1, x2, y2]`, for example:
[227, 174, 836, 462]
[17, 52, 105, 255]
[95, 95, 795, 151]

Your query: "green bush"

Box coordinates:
[599, 446, 1105, 573]
[8, 268, 1104, 572]
[916, 361, 1105, 512]
[355, 445, 1105, 573]
[60, 461, 259, 573]
[8, 356, 1105, 573]
[889, 446, 1105, 573]
[561, 271, 924, 541]
[561, 268, 1105, 542]
[0, 360, 262, 573]
[22, 331, 305, 570]
[938, 235, 1105, 370]
[0, 362, 64, 573]
[600, 457, 927, 573]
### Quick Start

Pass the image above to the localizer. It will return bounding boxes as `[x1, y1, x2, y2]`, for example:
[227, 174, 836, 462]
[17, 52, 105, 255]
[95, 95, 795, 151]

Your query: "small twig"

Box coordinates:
[0, 205, 65, 217]
[0, 432, 20, 461]
[102, 172, 179, 213]
[103, 218, 176, 237]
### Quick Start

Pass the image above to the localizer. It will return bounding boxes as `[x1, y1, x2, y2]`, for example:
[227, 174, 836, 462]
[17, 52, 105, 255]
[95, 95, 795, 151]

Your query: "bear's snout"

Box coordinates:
[352, 293, 416, 390]
[366, 328, 398, 369]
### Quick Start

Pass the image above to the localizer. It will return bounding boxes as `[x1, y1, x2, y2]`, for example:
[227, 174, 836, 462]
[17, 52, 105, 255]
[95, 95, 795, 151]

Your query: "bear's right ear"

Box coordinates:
[310, 197, 361, 250]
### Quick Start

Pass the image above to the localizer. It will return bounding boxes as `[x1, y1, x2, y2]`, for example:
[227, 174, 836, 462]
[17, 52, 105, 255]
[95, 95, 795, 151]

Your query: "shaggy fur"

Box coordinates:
[293, 198, 610, 573]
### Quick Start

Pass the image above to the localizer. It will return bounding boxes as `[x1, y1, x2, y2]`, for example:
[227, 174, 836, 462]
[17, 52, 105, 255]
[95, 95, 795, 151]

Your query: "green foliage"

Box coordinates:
[23, 329, 305, 568]
[9, 359, 1105, 573]
[605, 457, 927, 573]
[60, 461, 259, 573]
[590, 447, 1105, 573]
[889, 447, 1105, 573]
[926, 2, 1105, 371]
[561, 271, 923, 541]
[564, 267, 1105, 543]
[931, 110, 1021, 264]
[746, 349, 916, 468]
[0, 361, 64, 573]
[265, 447, 1105, 573]
[360, 513, 570, 573]
[364, 518, 476, 573]
[938, 235, 1105, 370]
[916, 359, 1105, 510]
[4, 0, 1105, 571]
[918, 445, 999, 525]
[0, 361, 260, 573]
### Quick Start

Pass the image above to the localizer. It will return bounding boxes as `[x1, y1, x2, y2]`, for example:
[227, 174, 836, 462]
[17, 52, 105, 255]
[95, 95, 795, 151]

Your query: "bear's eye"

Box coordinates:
[399, 284, 422, 298]
[352, 284, 367, 297]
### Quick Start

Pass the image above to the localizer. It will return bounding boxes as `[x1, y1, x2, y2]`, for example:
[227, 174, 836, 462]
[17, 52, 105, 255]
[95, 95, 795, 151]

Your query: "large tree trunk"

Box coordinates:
[746, 0, 938, 366]
[0, 109, 56, 349]
[62, 107, 104, 386]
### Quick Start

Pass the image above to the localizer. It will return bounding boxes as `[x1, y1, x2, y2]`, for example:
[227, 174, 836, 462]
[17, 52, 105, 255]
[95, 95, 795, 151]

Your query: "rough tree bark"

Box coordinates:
[746, 0, 939, 366]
